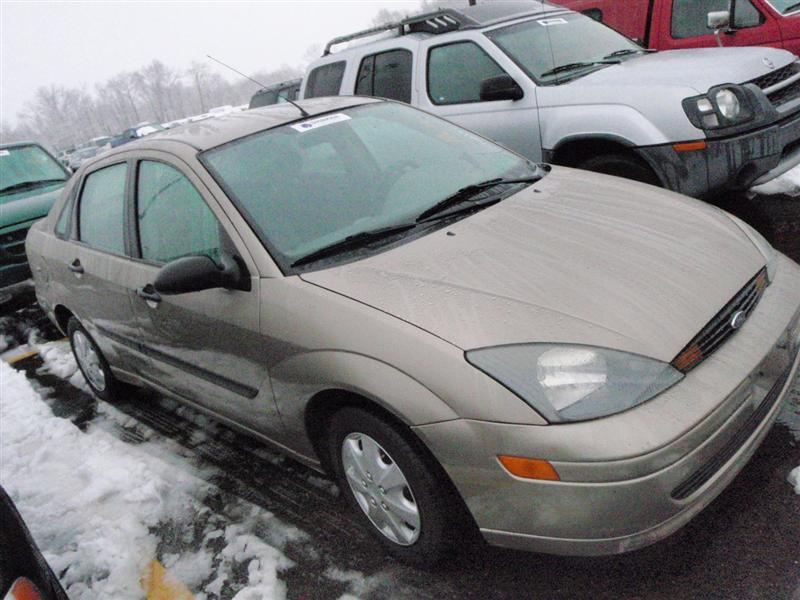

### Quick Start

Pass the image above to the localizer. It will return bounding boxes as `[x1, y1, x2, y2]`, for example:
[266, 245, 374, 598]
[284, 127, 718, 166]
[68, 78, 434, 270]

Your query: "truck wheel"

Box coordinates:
[578, 153, 661, 187]
[67, 317, 126, 401]
[327, 407, 463, 566]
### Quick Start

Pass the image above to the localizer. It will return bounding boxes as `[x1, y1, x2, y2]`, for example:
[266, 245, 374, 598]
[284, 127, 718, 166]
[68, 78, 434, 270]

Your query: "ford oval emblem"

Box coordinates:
[730, 310, 748, 330]
[763, 57, 776, 69]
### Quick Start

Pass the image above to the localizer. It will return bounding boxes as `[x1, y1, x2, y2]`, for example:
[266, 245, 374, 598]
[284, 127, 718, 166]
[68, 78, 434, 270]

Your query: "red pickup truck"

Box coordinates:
[551, 0, 800, 54]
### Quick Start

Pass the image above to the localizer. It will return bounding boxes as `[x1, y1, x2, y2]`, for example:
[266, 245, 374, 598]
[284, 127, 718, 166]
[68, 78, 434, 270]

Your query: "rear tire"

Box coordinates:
[67, 317, 125, 401]
[327, 407, 463, 566]
[577, 153, 661, 187]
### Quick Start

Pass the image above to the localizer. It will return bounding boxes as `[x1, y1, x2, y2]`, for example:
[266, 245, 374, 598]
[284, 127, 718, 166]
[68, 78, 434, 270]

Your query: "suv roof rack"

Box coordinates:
[323, 9, 479, 55]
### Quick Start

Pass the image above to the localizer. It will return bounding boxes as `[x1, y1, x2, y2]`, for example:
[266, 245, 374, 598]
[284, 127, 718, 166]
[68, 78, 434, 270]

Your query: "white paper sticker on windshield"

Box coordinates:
[0, 150, 9, 157]
[538, 18, 568, 26]
[291, 113, 351, 132]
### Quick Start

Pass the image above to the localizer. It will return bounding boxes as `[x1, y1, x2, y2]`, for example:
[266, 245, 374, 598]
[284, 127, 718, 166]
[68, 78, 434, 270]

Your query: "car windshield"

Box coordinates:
[202, 102, 536, 269]
[485, 12, 642, 84]
[764, 0, 800, 14]
[0, 144, 68, 197]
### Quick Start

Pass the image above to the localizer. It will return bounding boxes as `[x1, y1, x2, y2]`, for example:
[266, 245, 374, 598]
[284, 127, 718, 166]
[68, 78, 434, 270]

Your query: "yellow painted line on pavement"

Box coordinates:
[142, 560, 195, 600]
[5, 349, 39, 365]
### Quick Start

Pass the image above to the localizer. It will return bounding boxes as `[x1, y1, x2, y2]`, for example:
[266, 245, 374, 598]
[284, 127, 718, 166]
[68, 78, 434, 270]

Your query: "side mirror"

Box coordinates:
[707, 10, 730, 30]
[154, 254, 249, 295]
[479, 74, 524, 102]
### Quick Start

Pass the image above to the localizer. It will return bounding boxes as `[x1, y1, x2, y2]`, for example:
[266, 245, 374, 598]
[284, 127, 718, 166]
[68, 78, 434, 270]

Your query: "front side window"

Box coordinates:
[202, 102, 534, 269]
[427, 42, 506, 105]
[305, 62, 346, 98]
[671, 0, 763, 38]
[355, 49, 413, 103]
[136, 161, 222, 265]
[486, 13, 642, 84]
[78, 163, 127, 255]
[55, 188, 76, 238]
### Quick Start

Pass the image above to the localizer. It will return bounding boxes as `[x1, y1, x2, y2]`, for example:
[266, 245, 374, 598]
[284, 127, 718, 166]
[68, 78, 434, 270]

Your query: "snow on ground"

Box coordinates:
[750, 164, 800, 197]
[0, 359, 365, 599]
[780, 375, 800, 496]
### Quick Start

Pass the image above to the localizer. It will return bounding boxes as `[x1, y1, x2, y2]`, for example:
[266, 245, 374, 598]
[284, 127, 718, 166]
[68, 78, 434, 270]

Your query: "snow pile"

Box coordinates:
[751, 164, 800, 196]
[0, 361, 300, 599]
[35, 339, 91, 393]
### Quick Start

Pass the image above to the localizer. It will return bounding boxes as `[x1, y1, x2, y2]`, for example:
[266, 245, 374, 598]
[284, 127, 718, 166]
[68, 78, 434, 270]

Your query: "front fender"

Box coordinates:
[269, 350, 461, 459]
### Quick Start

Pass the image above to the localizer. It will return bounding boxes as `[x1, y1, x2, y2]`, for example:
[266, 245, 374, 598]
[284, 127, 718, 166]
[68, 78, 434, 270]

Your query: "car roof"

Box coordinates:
[99, 96, 379, 156]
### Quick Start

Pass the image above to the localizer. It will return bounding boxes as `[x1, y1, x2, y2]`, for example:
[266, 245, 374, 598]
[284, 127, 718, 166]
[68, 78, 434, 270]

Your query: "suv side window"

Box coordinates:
[355, 49, 413, 103]
[427, 42, 506, 105]
[671, 0, 763, 38]
[78, 163, 127, 254]
[136, 161, 222, 265]
[305, 62, 346, 98]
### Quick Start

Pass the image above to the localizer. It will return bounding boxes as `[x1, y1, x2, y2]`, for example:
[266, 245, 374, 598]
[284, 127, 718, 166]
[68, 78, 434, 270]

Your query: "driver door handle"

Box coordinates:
[135, 284, 162, 303]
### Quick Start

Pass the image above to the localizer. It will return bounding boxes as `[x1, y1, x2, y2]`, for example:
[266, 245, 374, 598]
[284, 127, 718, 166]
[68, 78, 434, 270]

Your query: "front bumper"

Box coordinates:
[637, 110, 800, 198]
[1, 220, 36, 288]
[414, 255, 800, 555]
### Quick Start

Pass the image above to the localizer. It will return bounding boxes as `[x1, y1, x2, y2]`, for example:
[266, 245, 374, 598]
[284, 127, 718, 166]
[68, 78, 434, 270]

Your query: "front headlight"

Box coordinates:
[683, 85, 754, 131]
[466, 344, 684, 423]
[727, 214, 777, 281]
[715, 89, 741, 119]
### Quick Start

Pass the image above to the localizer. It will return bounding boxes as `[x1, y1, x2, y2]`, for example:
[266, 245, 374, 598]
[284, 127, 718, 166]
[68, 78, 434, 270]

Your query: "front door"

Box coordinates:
[658, 0, 782, 49]
[418, 36, 543, 162]
[123, 156, 281, 436]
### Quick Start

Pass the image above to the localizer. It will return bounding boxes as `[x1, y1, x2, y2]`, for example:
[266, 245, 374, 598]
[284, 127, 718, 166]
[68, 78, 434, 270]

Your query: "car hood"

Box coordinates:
[0, 183, 65, 231]
[301, 168, 766, 362]
[576, 47, 795, 93]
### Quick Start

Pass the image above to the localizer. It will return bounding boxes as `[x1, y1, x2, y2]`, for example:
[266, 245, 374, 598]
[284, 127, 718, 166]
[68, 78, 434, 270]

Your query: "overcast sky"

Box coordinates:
[1, 1, 420, 125]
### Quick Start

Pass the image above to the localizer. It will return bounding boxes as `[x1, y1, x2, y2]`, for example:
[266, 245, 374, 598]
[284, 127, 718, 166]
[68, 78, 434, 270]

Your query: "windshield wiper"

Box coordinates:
[291, 223, 417, 268]
[540, 60, 619, 79]
[782, 1, 800, 13]
[415, 175, 542, 223]
[603, 48, 643, 59]
[0, 178, 67, 195]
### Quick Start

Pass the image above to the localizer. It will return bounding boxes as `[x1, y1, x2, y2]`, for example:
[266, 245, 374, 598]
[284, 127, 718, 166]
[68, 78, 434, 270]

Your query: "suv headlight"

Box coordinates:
[727, 213, 778, 281]
[466, 344, 683, 423]
[683, 85, 754, 131]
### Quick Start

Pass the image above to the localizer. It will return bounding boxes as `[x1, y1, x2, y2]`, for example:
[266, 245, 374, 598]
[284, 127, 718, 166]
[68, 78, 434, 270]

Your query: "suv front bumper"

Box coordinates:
[638, 111, 800, 198]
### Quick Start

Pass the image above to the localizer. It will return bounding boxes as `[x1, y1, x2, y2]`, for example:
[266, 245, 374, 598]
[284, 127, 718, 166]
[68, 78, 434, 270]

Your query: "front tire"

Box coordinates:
[577, 152, 661, 187]
[67, 317, 124, 401]
[328, 407, 462, 566]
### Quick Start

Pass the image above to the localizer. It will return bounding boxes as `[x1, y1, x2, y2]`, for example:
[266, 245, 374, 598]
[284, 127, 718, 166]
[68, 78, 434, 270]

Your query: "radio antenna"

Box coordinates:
[206, 54, 310, 118]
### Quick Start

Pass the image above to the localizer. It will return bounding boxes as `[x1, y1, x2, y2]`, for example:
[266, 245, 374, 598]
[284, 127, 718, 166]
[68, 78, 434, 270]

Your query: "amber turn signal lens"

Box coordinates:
[497, 456, 560, 481]
[672, 141, 707, 153]
[6, 578, 43, 600]
[672, 343, 703, 372]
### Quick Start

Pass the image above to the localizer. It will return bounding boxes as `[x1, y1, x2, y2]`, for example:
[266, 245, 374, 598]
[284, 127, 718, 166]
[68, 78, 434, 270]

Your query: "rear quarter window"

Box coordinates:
[305, 62, 346, 98]
[78, 163, 127, 255]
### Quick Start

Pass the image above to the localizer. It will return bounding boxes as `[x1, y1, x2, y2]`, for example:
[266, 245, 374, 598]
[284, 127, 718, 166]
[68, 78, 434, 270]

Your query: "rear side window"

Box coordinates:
[305, 62, 346, 98]
[136, 161, 222, 265]
[671, 0, 763, 38]
[427, 42, 506, 105]
[78, 163, 127, 254]
[355, 49, 413, 103]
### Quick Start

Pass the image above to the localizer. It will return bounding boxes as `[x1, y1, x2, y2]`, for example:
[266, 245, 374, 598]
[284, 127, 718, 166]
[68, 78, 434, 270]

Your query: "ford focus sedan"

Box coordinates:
[26, 97, 800, 565]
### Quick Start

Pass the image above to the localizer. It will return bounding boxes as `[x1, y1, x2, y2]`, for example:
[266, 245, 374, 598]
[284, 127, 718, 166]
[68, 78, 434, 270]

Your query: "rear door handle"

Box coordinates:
[69, 259, 84, 274]
[135, 284, 162, 304]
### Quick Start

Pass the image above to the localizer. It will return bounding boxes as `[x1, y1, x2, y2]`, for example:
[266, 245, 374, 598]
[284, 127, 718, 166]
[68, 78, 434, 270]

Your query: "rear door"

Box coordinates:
[54, 158, 147, 373]
[123, 153, 281, 435]
[658, 0, 782, 49]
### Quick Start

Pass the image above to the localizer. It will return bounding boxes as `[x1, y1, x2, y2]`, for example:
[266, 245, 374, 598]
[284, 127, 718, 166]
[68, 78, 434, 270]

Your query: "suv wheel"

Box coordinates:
[328, 407, 460, 566]
[67, 317, 124, 400]
[578, 153, 661, 187]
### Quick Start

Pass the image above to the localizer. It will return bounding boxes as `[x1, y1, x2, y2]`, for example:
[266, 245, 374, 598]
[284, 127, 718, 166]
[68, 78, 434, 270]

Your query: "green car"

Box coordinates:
[1, 142, 70, 288]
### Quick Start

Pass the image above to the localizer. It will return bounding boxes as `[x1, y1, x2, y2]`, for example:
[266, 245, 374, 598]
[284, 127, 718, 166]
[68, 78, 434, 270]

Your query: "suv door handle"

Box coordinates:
[69, 259, 84, 274]
[135, 284, 162, 304]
